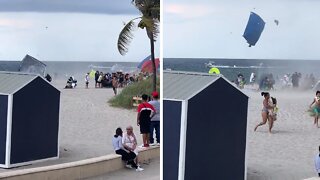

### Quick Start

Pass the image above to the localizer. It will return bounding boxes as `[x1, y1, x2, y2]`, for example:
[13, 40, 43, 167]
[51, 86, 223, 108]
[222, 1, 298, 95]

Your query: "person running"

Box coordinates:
[149, 91, 160, 145]
[254, 92, 275, 133]
[310, 91, 320, 128]
[112, 127, 143, 171]
[85, 73, 89, 89]
[315, 146, 320, 177]
[137, 94, 155, 147]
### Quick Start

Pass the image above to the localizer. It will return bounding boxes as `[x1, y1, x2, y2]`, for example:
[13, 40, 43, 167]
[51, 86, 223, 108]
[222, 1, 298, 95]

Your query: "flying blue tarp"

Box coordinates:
[243, 12, 265, 47]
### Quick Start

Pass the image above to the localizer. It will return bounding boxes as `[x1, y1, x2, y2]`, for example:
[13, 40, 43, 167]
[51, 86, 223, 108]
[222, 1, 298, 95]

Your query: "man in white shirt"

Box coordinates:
[149, 91, 160, 145]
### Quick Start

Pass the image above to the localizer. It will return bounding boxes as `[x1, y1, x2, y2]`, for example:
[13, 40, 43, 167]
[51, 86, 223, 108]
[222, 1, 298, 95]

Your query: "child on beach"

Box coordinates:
[309, 91, 320, 128]
[269, 97, 278, 121]
[85, 73, 89, 89]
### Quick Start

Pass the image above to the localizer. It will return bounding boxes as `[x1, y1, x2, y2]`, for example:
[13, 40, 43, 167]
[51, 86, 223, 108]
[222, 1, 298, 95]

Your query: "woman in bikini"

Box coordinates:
[254, 92, 275, 133]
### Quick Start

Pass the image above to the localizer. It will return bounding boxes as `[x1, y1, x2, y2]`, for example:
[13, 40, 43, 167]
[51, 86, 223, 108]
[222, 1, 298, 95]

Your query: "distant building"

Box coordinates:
[163, 71, 248, 180]
[0, 72, 60, 168]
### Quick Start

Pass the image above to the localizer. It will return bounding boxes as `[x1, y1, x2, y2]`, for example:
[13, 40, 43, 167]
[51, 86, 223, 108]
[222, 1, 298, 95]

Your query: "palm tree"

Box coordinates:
[117, 0, 160, 92]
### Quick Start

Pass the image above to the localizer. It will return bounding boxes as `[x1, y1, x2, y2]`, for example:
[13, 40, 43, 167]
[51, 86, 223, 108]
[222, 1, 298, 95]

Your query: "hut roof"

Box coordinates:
[0, 72, 57, 95]
[164, 71, 247, 100]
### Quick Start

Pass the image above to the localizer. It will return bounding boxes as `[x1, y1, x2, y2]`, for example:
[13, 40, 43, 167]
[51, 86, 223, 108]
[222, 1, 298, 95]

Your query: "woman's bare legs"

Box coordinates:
[268, 115, 274, 133]
[254, 112, 268, 131]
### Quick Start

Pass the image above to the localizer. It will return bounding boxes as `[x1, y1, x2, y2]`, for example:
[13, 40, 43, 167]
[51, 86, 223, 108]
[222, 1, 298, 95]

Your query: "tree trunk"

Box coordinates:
[149, 32, 157, 92]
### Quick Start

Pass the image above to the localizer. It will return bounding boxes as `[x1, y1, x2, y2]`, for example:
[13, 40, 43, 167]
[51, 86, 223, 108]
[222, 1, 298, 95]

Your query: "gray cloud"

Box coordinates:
[0, 0, 138, 14]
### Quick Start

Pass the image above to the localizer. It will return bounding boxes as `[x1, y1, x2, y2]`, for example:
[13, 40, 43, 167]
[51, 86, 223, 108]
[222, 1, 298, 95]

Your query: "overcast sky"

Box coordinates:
[164, 0, 320, 60]
[0, 0, 159, 61]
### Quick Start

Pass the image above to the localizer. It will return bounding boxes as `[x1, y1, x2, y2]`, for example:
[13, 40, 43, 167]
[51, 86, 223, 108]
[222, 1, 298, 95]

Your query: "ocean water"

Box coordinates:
[0, 61, 138, 80]
[163, 58, 320, 82]
[45, 61, 138, 79]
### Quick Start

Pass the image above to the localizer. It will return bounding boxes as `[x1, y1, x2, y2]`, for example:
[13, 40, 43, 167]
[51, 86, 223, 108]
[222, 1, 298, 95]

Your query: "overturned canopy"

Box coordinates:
[20, 55, 47, 76]
[243, 12, 265, 47]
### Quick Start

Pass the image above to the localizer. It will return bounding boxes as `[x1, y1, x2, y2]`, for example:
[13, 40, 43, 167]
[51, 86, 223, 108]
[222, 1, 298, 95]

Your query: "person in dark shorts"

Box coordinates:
[149, 91, 160, 145]
[95, 71, 99, 88]
[137, 94, 155, 147]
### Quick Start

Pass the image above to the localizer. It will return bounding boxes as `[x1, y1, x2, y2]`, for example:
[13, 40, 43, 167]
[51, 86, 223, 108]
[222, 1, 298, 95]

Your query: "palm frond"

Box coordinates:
[133, 0, 160, 20]
[117, 19, 138, 56]
[138, 17, 159, 40]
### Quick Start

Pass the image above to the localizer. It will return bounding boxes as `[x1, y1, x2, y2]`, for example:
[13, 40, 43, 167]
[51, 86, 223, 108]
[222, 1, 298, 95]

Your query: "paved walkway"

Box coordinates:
[86, 158, 160, 180]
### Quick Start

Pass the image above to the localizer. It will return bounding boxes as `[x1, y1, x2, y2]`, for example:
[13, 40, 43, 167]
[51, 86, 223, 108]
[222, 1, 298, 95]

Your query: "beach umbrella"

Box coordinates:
[140, 58, 160, 73]
[208, 67, 220, 74]
[89, 69, 96, 78]
[137, 55, 151, 69]
[243, 12, 265, 47]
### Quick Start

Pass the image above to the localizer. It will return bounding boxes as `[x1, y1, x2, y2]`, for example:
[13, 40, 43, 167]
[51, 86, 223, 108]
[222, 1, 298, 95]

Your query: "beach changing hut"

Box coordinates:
[0, 72, 60, 168]
[163, 71, 248, 180]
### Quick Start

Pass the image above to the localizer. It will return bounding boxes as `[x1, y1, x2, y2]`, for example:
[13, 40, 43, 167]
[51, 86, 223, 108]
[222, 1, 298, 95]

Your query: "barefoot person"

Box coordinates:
[112, 76, 118, 95]
[137, 94, 155, 147]
[310, 91, 320, 128]
[254, 92, 275, 133]
[269, 97, 278, 121]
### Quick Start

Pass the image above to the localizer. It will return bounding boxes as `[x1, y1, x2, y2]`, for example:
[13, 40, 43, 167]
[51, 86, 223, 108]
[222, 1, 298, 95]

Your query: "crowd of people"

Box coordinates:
[90, 71, 136, 89]
[248, 72, 318, 91]
[258, 73, 275, 90]
[112, 91, 160, 171]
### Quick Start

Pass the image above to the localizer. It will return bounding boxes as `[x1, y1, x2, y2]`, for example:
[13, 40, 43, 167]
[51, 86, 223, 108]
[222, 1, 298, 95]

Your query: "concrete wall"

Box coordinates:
[0, 146, 159, 180]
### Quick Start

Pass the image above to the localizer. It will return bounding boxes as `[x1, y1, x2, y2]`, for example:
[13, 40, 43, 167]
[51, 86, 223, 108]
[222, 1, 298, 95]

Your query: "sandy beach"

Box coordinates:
[0, 78, 319, 180]
[246, 89, 320, 180]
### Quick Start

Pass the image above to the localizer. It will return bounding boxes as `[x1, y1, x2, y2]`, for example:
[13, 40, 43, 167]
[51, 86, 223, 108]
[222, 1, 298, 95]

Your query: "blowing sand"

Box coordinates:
[246, 89, 320, 180]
